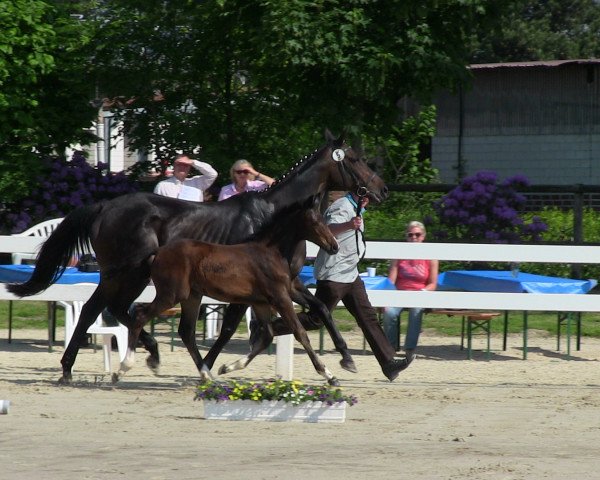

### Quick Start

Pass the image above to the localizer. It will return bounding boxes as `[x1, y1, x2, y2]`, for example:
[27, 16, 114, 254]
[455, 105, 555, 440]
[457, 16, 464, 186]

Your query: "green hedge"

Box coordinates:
[363, 194, 600, 282]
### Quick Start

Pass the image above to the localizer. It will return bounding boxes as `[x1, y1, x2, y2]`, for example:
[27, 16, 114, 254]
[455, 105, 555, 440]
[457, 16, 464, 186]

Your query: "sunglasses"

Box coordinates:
[235, 170, 251, 175]
[406, 232, 422, 238]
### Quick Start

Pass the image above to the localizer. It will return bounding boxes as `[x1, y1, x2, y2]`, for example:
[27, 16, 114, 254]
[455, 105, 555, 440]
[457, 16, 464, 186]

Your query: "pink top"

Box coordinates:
[218, 180, 267, 201]
[394, 259, 431, 291]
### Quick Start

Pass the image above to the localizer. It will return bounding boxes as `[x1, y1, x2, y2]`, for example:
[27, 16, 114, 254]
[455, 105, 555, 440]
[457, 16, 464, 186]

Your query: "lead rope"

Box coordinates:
[355, 187, 368, 262]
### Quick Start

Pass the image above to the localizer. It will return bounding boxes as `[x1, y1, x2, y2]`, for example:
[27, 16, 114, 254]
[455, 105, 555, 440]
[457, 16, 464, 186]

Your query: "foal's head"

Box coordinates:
[298, 208, 338, 255]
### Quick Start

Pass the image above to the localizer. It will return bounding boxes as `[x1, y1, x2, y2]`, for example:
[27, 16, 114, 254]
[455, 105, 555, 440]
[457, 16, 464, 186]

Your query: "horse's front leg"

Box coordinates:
[178, 297, 213, 383]
[218, 305, 272, 375]
[204, 303, 249, 369]
[291, 280, 356, 373]
[278, 297, 339, 386]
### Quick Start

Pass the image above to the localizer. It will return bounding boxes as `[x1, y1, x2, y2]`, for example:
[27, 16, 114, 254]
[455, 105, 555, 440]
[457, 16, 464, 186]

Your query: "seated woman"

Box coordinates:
[382, 221, 438, 361]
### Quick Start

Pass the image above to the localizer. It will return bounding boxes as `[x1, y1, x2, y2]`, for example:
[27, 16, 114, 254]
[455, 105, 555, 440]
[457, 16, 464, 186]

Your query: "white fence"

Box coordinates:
[2, 238, 598, 311]
[1, 236, 598, 371]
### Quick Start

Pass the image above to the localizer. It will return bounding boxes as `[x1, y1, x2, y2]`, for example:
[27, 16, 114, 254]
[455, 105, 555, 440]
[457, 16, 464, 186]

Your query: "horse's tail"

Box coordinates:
[7, 203, 104, 297]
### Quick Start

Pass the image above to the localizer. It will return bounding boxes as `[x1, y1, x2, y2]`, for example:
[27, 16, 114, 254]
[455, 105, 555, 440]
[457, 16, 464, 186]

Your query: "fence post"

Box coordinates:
[571, 184, 584, 279]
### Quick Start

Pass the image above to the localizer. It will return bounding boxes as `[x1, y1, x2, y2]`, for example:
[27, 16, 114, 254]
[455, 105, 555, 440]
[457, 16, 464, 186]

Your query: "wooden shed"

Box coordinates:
[432, 60, 600, 185]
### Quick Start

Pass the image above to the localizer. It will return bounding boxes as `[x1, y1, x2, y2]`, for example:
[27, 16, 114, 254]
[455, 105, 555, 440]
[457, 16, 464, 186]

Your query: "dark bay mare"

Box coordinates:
[8, 131, 388, 384]
[127, 204, 341, 384]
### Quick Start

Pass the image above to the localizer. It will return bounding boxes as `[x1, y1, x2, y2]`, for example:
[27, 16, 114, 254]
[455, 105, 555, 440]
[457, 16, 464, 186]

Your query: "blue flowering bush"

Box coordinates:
[195, 378, 358, 406]
[429, 171, 548, 244]
[0, 152, 139, 234]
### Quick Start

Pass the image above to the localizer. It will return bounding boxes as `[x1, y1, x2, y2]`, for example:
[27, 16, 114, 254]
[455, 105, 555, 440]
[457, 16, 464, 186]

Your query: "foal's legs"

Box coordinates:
[291, 282, 356, 373]
[251, 279, 357, 373]
[177, 296, 213, 381]
[203, 303, 250, 369]
[219, 298, 338, 386]
[217, 304, 274, 375]
[272, 296, 338, 385]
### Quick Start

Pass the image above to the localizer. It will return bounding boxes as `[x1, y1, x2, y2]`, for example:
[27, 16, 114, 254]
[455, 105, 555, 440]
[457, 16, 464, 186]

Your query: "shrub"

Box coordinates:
[0, 152, 139, 234]
[428, 171, 548, 244]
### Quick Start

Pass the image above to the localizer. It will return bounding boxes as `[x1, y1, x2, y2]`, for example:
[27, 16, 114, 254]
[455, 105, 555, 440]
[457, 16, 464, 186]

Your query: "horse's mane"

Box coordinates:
[255, 145, 327, 195]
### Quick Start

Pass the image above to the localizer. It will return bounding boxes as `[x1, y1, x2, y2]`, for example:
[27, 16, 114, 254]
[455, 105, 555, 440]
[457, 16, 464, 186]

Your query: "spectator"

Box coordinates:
[382, 220, 439, 360]
[154, 154, 217, 202]
[218, 159, 274, 201]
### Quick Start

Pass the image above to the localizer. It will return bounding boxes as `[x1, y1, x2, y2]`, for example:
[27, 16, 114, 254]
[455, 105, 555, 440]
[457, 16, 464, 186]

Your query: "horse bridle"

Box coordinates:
[332, 146, 374, 261]
[332, 146, 378, 199]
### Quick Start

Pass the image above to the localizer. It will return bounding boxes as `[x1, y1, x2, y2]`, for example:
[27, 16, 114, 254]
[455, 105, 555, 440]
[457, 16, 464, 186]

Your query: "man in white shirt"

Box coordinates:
[154, 154, 218, 202]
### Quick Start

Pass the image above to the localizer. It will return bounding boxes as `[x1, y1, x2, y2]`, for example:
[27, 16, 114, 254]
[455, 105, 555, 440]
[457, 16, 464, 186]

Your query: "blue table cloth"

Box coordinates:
[0, 265, 100, 284]
[299, 265, 396, 290]
[438, 270, 597, 294]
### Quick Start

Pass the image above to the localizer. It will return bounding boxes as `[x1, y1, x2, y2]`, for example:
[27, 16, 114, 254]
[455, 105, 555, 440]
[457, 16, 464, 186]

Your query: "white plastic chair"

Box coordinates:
[11, 218, 64, 264]
[61, 300, 129, 372]
[204, 305, 252, 340]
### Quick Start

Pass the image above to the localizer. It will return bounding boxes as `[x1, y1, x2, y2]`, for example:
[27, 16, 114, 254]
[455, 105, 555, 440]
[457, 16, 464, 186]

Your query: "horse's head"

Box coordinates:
[300, 208, 339, 255]
[324, 129, 388, 205]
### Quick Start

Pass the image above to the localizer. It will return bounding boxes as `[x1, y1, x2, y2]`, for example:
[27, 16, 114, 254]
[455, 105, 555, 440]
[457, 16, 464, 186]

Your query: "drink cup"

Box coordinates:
[0, 400, 10, 414]
[367, 267, 376, 277]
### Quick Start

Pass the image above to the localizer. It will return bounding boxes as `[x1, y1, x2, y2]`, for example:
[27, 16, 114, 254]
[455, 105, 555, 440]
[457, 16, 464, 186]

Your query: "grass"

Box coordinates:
[3, 301, 600, 339]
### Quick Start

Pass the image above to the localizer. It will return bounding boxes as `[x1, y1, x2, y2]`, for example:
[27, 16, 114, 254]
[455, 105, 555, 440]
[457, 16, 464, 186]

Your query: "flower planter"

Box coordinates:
[202, 399, 347, 423]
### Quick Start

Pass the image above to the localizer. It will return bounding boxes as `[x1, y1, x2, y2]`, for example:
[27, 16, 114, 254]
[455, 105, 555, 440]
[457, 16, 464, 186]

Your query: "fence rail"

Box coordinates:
[1, 235, 599, 366]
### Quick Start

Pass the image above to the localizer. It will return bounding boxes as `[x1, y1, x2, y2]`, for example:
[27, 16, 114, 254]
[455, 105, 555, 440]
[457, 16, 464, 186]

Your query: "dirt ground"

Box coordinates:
[2, 326, 600, 480]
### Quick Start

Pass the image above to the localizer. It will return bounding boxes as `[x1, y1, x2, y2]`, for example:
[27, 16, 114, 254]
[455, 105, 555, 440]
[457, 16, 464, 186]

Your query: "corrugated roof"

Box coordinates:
[470, 59, 600, 69]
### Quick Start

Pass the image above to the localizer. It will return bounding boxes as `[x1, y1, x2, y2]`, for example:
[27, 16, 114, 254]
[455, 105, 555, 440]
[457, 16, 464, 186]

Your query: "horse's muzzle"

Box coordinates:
[368, 186, 389, 204]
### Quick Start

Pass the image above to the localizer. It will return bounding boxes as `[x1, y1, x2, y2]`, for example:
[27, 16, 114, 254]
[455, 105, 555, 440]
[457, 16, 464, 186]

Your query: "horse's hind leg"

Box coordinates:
[291, 281, 357, 373]
[59, 288, 107, 384]
[138, 328, 160, 372]
[204, 303, 249, 369]
[178, 297, 212, 382]
[218, 305, 273, 375]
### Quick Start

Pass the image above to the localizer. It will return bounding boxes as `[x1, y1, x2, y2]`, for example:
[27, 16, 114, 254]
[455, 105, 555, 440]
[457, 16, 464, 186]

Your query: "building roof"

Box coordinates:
[470, 59, 600, 70]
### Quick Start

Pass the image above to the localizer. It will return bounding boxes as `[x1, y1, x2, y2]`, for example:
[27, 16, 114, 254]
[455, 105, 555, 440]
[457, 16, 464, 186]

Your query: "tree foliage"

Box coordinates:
[0, 1, 97, 203]
[469, 0, 600, 62]
[87, 0, 508, 181]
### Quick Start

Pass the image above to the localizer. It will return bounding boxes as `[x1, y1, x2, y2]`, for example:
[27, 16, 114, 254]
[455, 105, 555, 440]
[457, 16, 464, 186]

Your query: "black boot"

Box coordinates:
[381, 358, 410, 382]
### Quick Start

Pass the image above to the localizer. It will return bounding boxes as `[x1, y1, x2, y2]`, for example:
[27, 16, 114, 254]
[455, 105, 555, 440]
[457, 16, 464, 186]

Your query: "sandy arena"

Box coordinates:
[2, 326, 600, 480]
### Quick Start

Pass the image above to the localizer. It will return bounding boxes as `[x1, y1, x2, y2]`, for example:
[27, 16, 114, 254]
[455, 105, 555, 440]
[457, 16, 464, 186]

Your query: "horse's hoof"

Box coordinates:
[328, 377, 340, 387]
[146, 356, 160, 374]
[340, 358, 358, 373]
[58, 374, 72, 385]
[111, 373, 120, 384]
[217, 364, 227, 375]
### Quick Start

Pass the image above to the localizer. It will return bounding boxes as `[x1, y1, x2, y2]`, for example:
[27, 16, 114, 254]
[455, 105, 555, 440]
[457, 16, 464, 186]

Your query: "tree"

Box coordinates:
[0, 1, 97, 203]
[469, 0, 600, 62]
[87, 0, 509, 180]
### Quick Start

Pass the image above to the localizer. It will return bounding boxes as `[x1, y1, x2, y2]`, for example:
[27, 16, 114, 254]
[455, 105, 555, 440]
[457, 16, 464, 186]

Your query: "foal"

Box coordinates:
[121, 206, 340, 384]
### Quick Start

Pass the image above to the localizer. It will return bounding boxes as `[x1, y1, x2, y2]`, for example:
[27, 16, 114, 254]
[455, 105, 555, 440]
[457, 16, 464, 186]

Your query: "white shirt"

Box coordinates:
[153, 160, 218, 202]
[314, 195, 365, 283]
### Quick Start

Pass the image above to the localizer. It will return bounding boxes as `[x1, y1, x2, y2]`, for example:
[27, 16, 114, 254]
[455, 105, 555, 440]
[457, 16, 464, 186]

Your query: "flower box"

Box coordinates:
[202, 399, 347, 423]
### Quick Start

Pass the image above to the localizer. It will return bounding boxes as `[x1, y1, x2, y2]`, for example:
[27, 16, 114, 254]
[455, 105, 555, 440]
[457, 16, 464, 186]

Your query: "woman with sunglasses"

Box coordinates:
[382, 221, 439, 363]
[218, 159, 275, 201]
